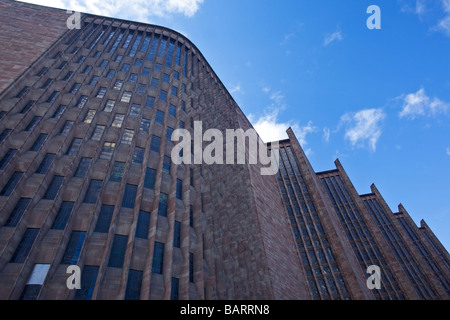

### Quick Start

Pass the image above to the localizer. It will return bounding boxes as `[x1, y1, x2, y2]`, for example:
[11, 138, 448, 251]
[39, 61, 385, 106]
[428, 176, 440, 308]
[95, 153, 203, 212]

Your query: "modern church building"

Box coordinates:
[0, 0, 448, 300]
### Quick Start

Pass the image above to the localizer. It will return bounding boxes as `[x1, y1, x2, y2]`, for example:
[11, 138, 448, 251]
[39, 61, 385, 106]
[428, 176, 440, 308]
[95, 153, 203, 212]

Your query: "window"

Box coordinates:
[61, 231, 86, 265]
[189, 252, 194, 282]
[166, 127, 174, 142]
[108, 234, 128, 268]
[58, 120, 74, 136]
[75, 95, 88, 108]
[181, 100, 186, 111]
[174, 221, 181, 248]
[125, 270, 143, 300]
[10, 228, 39, 263]
[43, 175, 64, 200]
[82, 65, 92, 74]
[30, 133, 47, 152]
[157, 193, 168, 217]
[132, 147, 145, 164]
[139, 118, 150, 132]
[36, 67, 48, 77]
[171, 86, 178, 97]
[157, 37, 167, 58]
[93, 50, 101, 58]
[0, 149, 17, 170]
[99, 59, 108, 68]
[36, 153, 55, 174]
[46, 91, 59, 103]
[94, 205, 114, 233]
[176, 179, 183, 200]
[135, 58, 143, 66]
[174, 71, 179, 80]
[24, 116, 41, 132]
[89, 75, 99, 86]
[52, 201, 74, 230]
[142, 67, 150, 77]
[96, 87, 107, 99]
[114, 55, 123, 62]
[166, 39, 175, 68]
[4, 198, 31, 227]
[135, 210, 150, 239]
[100, 142, 115, 160]
[41, 78, 53, 89]
[0, 129, 11, 144]
[69, 83, 81, 94]
[128, 73, 137, 82]
[136, 83, 146, 95]
[74, 266, 98, 300]
[159, 89, 167, 102]
[20, 100, 35, 114]
[162, 73, 170, 83]
[144, 168, 156, 189]
[170, 277, 179, 300]
[52, 105, 66, 119]
[162, 156, 171, 174]
[84, 180, 102, 203]
[121, 129, 134, 145]
[83, 109, 96, 123]
[130, 104, 140, 116]
[1, 171, 23, 196]
[179, 121, 185, 129]
[113, 80, 124, 90]
[169, 105, 176, 116]
[145, 95, 155, 108]
[155, 110, 165, 124]
[150, 135, 161, 152]
[190, 205, 194, 228]
[152, 242, 164, 274]
[150, 78, 159, 88]
[66, 138, 82, 156]
[104, 100, 115, 112]
[57, 61, 67, 69]
[20, 264, 50, 300]
[91, 125, 105, 141]
[74, 157, 92, 178]
[121, 91, 132, 103]
[62, 71, 74, 82]
[122, 184, 137, 208]
[112, 114, 124, 128]
[110, 161, 126, 182]
[190, 168, 194, 187]
[106, 69, 115, 79]
[182, 83, 187, 94]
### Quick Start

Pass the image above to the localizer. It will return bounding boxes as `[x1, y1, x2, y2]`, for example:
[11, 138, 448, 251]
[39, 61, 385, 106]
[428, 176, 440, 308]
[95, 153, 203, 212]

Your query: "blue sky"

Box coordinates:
[20, 0, 450, 250]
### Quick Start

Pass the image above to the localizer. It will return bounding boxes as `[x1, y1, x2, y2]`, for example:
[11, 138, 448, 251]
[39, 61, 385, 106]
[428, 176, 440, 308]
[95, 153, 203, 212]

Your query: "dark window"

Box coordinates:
[166, 127, 174, 142]
[157, 193, 168, 217]
[132, 147, 145, 164]
[190, 168, 194, 187]
[74, 157, 92, 178]
[52, 105, 66, 119]
[157, 36, 167, 58]
[51, 201, 74, 230]
[63, 71, 74, 81]
[58, 120, 74, 136]
[181, 100, 186, 111]
[165, 39, 175, 67]
[0, 171, 23, 196]
[24, 116, 41, 132]
[82, 65, 92, 74]
[145, 95, 155, 108]
[171, 86, 178, 97]
[189, 205, 194, 228]
[10, 228, 39, 263]
[84, 180, 102, 203]
[150, 78, 159, 88]
[41, 78, 53, 89]
[74, 266, 99, 300]
[110, 161, 126, 182]
[169, 104, 176, 116]
[170, 277, 179, 300]
[159, 89, 167, 102]
[0, 149, 17, 170]
[99, 59, 108, 68]
[0, 129, 11, 144]
[61, 231, 86, 265]
[125, 270, 143, 300]
[46, 91, 59, 103]
[122, 184, 137, 208]
[43, 175, 64, 200]
[69, 83, 81, 94]
[142, 67, 150, 76]
[176, 179, 182, 200]
[36, 153, 55, 174]
[57, 61, 67, 69]
[176, 44, 182, 66]
[36, 67, 48, 77]
[20, 100, 35, 114]
[135, 210, 150, 239]
[150, 135, 161, 152]
[66, 138, 82, 156]
[139, 118, 150, 132]
[174, 221, 181, 248]
[144, 168, 156, 189]
[179, 121, 185, 129]
[4, 198, 31, 227]
[30, 133, 48, 152]
[89, 75, 99, 85]
[189, 252, 194, 282]
[152, 242, 164, 274]
[155, 110, 165, 124]
[162, 156, 171, 174]
[162, 73, 170, 83]
[94, 205, 114, 233]
[108, 234, 128, 268]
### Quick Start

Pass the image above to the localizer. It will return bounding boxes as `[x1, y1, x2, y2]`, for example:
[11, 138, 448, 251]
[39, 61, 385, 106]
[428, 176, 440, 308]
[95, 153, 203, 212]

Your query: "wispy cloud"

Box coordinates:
[398, 88, 449, 119]
[19, 0, 205, 22]
[323, 28, 343, 46]
[401, 0, 450, 37]
[229, 84, 243, 95]
[323, 127, 331, 143]
[437, 0, 450, 36]
[446, 147, 450, 156]
[340, 108, 386, 152]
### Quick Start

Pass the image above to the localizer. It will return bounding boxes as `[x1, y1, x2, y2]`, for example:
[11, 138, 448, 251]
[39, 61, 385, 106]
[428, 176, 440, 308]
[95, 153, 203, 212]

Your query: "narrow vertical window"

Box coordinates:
[152, 242, 164, 274]
[84, 179, 102, 203]
[43, 175, 64, 200]
[36, 153, 55, 174]
[144, 168, 156, 189]
[61, 231, 86, 265]
[74, 266, 99, 300]
[4, 198, 31, 227]
[1, 171, 23, 196]
[0, 149, 17, 170]
[51, 202, 74, 230]
[94, 205, 114, 233]
[10, 228, 39, 263]
[122, 184, 137, 208]
[125, 270, 143, 300]
[135, 210, 150, 239]
[108, 234, 128, 268]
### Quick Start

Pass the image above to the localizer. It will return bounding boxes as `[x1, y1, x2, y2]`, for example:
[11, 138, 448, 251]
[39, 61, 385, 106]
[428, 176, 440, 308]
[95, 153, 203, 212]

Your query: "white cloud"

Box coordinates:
[323, 127, 331, 143]
[446, 148, 450, 156]
[229, 84, 243, 95]
[323, 28, 343, 46]
[340, 108, 386, 152]
[398, 88, 449, 119]
[19, 0, 204, 22]
[437, 0, 450, 36]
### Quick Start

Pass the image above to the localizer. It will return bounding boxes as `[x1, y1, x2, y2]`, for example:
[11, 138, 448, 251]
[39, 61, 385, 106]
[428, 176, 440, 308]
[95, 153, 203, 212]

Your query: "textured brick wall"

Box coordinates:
[0, 0, 69, 93]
